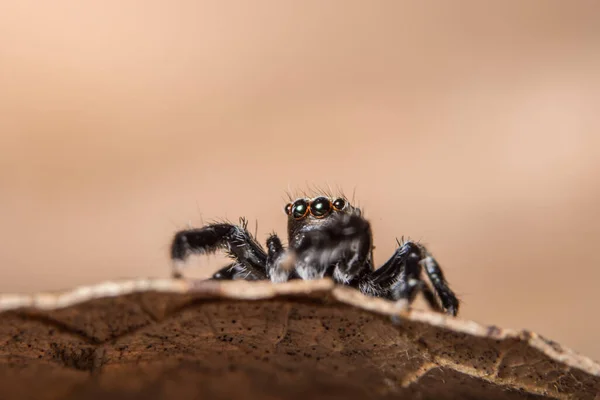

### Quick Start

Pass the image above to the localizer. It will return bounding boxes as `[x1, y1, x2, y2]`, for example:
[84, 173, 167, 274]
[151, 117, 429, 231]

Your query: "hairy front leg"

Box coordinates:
[170, 219, 268, 280]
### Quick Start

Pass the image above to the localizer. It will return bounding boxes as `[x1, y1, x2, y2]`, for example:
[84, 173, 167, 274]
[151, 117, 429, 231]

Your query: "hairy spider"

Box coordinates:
[170, 195, 459, 316]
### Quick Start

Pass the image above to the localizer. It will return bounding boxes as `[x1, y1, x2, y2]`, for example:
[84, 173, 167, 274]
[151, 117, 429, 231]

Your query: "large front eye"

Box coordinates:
[310, 197, 332, 218]
[292, 199, 309, 220]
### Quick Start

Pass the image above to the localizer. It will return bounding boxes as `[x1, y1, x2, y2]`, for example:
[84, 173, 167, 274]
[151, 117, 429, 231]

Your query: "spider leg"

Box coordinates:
[211, 263, 264, 281]
[421, 283, 444, 313]
[421, 249, 460, 316]
[391, 246, 427, 306]
[360, 241, 450, 314]
[170, 219, 268, 280]
[367, 242, 416, 287]
[292, 214, 373, 284]
[265, 233, 292, 283]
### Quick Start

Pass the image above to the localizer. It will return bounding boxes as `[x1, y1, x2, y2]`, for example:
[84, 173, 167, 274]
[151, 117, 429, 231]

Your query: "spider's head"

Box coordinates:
[284, 196, 361, 241]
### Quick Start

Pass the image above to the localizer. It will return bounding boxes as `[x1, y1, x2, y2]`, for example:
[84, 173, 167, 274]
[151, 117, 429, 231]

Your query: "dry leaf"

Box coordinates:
[0, 279, 598, 399]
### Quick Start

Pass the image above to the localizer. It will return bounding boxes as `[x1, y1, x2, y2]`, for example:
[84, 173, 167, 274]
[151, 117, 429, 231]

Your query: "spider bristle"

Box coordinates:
[334, 184, 345, 200]
[335, 186, 351, 205]
[310, 182, 321, 197]
[325, 182, 334, 199]
[209, 216, 234, 226]
[282, 187, 292, 203]
[284, 187, 305, 202]
[284, 184, 351, 203]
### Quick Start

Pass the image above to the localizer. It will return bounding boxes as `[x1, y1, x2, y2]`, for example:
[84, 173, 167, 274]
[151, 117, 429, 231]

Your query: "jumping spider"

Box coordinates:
[170, 195, 459, 316]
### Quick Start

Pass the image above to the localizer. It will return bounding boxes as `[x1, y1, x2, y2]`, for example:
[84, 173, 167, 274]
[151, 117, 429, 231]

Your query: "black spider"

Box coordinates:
[170, 195, 459, 316]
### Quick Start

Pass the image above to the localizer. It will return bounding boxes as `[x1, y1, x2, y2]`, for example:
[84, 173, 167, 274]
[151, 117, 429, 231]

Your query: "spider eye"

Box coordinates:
[310, 197, 332, 218]
[284, 203, 292, 215]
[332, 198, 346, 211]
[292, 199, 309, 220]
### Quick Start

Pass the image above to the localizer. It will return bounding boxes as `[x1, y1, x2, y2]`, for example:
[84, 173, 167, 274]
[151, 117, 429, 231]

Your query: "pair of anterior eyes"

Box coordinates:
[284, 197, 347, 220]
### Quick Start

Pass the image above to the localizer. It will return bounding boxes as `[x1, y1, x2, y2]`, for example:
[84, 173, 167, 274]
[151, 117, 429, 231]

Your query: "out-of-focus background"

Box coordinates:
[1, 1, 599, 360]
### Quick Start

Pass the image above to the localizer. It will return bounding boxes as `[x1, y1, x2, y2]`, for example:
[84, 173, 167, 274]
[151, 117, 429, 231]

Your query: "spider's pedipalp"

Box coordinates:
[290, 213, 373, 283]
[265, 233, 292, 283]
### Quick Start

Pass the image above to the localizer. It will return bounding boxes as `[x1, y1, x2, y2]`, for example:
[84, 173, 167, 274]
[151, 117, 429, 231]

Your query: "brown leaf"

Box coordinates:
[0, 279, 598, 399]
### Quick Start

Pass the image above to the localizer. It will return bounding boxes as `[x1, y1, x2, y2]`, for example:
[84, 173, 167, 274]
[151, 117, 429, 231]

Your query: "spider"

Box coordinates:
[170, 195, 459, 316]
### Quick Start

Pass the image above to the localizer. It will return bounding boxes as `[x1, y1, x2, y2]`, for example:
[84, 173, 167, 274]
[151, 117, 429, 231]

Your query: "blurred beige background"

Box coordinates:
[1, 1, 599, 360]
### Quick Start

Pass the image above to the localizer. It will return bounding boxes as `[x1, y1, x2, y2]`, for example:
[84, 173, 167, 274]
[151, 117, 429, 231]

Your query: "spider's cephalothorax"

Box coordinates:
[170, 195, 459, 316]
